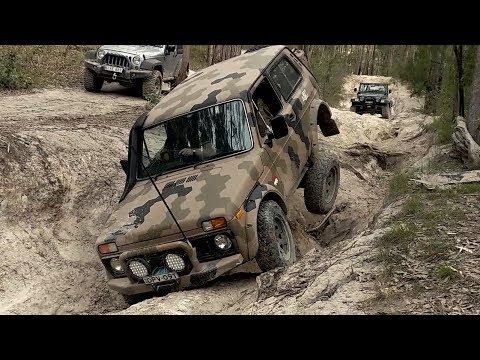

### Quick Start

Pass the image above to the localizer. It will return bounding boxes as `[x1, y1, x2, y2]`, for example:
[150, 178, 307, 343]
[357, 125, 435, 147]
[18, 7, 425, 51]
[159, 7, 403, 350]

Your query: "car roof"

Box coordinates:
[143, 45, 286, 128]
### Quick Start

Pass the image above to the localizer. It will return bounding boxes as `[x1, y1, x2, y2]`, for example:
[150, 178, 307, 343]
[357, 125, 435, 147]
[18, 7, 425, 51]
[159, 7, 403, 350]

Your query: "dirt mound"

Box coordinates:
[0, 92, 145, 314]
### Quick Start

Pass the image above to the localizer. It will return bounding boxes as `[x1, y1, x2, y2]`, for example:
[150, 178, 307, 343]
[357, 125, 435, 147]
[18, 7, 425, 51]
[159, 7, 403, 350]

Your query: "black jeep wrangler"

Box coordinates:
[350, 82, 393, 119]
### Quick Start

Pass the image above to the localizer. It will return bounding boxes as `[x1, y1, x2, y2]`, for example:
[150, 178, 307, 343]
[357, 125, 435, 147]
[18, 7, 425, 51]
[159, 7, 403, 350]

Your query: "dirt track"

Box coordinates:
[0, 75, 432, 314]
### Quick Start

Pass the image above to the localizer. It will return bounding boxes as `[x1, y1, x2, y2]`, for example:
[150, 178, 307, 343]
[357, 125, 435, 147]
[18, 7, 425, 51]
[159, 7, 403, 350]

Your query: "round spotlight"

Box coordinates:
[214, 234, 232, 250]
[110, 258, 124, 274]
[165, 253, 186, 272]
[128, 259, 149, 278]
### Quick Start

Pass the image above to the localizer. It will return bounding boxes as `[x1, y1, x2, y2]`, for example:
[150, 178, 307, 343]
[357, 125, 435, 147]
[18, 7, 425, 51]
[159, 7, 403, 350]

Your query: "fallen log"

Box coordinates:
[452, 116, 480, 168]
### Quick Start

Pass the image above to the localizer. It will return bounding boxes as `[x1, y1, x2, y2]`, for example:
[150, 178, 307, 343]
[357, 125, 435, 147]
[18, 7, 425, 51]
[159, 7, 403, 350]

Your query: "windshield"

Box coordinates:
[139, 100, 252, 179]
[359, 83, 387, 93]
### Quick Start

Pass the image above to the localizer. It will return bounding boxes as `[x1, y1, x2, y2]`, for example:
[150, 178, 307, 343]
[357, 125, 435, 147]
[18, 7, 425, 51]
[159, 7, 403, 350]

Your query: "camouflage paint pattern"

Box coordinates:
[95, 45, 340, 294]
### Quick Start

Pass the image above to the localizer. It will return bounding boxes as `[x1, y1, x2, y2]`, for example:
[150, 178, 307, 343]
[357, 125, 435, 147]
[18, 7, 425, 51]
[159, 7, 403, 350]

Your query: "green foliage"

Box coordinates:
[309, 47, 351, 107]
[0, 51, 33, 89]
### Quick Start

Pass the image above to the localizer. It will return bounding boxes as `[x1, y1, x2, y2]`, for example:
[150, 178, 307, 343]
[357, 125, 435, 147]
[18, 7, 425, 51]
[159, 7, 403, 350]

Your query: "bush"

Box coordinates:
[0, 51, 33, 90]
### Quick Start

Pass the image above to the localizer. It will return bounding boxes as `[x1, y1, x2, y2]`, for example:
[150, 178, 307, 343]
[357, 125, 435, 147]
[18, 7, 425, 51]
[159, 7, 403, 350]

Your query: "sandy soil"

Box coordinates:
[0, 74, 433, 315]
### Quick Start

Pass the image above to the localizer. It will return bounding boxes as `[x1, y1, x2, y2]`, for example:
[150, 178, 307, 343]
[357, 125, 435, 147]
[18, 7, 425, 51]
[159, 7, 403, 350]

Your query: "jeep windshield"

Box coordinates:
[358, 83, 387, 94]
[139, 100, 252, 179]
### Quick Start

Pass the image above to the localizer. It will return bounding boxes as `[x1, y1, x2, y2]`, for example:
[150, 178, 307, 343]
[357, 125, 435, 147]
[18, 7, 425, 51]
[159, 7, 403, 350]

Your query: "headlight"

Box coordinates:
[165, 254, 186, 272]
[359, 96, 365, 101]
[214, 234, 232, 250]
[132, 56, 142, 66]
[98, 242, 118, 254]
[97, 49, 106, 60]
[351, 98, 357, 102]
[380, 98, 387, 103]
[128, 259, 150, 279]
[109, 258, 124, 274]
[202, 217, 227, 231]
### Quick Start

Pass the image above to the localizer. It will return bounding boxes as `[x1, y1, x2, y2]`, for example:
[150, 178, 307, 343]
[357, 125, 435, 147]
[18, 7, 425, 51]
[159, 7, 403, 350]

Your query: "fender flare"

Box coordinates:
[310, 99, 340, 137]
[140, 59, 163, 73]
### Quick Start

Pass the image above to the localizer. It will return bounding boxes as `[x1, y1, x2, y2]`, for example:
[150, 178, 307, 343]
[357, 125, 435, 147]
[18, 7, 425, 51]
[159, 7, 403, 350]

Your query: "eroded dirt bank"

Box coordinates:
[0, 75, 432, 314]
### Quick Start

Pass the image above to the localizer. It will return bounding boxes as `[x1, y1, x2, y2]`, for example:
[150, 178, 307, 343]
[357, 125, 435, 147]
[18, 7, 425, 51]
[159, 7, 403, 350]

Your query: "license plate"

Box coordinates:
[104, 65, 123, 73]
[143, 272, 179, 285]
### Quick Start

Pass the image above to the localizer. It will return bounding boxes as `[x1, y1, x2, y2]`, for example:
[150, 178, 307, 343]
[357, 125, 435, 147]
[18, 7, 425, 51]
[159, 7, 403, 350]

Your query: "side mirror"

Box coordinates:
[270, 115, 289, 139]
[354, 88, 357, 92]
[120, 159, 129, 175]
[389, 89, 392, 93]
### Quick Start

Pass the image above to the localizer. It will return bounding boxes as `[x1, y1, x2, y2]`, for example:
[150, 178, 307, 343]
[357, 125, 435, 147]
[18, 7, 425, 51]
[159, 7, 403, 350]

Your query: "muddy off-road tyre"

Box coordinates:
[381, 105, 392, 119]
[256, 200, 296, 272]
[350, 106, 356, 112]
[304, 150, 340, 215]
[83, 68, 104, 92]
[141, 70, 162, 100]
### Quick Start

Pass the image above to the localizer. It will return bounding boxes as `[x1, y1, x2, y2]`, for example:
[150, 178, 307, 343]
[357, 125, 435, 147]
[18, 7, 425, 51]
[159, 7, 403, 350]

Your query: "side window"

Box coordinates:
[251, 78, 282, 138]
[269, 57, 302, 100]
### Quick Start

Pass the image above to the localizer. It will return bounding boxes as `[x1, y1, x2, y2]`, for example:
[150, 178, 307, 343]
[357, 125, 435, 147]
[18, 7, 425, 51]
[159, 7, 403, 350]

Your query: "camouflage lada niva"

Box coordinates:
[95, 45, 341, 303]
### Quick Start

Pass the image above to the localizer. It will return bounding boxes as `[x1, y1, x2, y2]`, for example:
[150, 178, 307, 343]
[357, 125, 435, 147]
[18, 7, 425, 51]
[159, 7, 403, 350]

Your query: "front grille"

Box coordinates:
[102, 54, 131, 69]
[191, 233, 236, 262]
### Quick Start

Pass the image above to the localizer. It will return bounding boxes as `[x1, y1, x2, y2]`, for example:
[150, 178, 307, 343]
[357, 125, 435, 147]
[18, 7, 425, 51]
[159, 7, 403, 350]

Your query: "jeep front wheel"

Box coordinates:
[83, 68, 104, 92]
[256, 200, 296, 272]
[381, 105, 391, 119]
[304, 150, 340, 214]
[141, 70, 162, 100]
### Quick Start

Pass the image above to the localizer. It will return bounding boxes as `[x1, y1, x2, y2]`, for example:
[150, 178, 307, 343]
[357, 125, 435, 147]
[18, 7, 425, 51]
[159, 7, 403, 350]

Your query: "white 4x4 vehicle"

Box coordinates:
[83, 45, 190, 99]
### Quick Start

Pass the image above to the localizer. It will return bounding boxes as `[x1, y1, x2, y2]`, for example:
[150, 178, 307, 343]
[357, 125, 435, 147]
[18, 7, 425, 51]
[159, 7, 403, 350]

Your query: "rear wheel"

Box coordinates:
[83, 68, 103, 92]
[304, 149, 340, 214]
[256, 200, 296, 272]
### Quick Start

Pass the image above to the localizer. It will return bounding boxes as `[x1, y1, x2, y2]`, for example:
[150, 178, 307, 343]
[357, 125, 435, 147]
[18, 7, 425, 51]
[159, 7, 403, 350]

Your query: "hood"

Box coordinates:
[96, 151, 265, 247]
[99, 45, 165, 58]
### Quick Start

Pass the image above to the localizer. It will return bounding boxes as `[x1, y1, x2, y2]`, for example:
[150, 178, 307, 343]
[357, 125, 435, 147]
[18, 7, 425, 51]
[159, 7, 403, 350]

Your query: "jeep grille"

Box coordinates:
[102, 54, 131, 69]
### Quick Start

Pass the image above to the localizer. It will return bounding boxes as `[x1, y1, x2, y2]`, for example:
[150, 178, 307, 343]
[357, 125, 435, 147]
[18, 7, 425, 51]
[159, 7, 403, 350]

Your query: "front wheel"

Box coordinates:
[381, 105, 391, 119]
[83, 68, 104, 92]
[141, 70, 162, 100]
[256, 200, 296, 272]
[303, 150, 340, 215]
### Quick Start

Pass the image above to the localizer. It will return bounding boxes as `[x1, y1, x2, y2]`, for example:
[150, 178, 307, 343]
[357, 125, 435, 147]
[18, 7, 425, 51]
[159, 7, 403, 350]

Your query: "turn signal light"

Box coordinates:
[202, 217, 227, 231]
[98, 242, 118, 254]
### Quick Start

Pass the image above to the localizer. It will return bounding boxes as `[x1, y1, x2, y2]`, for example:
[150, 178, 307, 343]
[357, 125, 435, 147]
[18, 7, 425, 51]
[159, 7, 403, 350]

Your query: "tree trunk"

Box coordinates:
[452, 116, 480, 168]
[454, 45, 465, 117]
[357, 45, 365, 75]
[424, 46, 443, 114]
[209, 45, 242, 65]
[174, 45, 190, 86]
[467, 46, 480, 145]
[364, 46, 371, 75]
[369, 45, 376, 75]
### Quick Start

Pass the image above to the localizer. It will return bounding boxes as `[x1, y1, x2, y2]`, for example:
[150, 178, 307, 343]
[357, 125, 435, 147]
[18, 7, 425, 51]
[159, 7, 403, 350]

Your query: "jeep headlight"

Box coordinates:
[380, 98, 387, 103]
[132, 56, 142, 66]
[97, 49, 106, 60]
[359, 96, 364, 101]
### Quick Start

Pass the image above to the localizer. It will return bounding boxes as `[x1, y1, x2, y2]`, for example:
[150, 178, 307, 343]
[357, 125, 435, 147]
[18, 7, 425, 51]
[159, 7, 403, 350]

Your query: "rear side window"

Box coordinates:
[269, 57, 302, 100]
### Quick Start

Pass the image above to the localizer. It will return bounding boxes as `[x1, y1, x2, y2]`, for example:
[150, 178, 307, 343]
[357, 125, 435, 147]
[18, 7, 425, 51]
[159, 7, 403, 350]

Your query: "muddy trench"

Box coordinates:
[0, 75, 432, 314]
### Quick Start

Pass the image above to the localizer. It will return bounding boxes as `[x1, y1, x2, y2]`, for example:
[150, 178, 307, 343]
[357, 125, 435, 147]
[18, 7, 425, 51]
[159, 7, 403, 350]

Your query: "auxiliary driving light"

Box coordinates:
[202, 217, 227, 231]
[165, 253, 186, 272]
[128, 259, 149, 278]
[214, 234, 232, 250]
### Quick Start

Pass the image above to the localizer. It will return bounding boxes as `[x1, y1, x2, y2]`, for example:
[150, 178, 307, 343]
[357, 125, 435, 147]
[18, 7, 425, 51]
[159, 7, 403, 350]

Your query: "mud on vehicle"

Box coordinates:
[83, 45, 190, 99]
[350, 82, 393, 119]
[95, 45, 341, 303]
